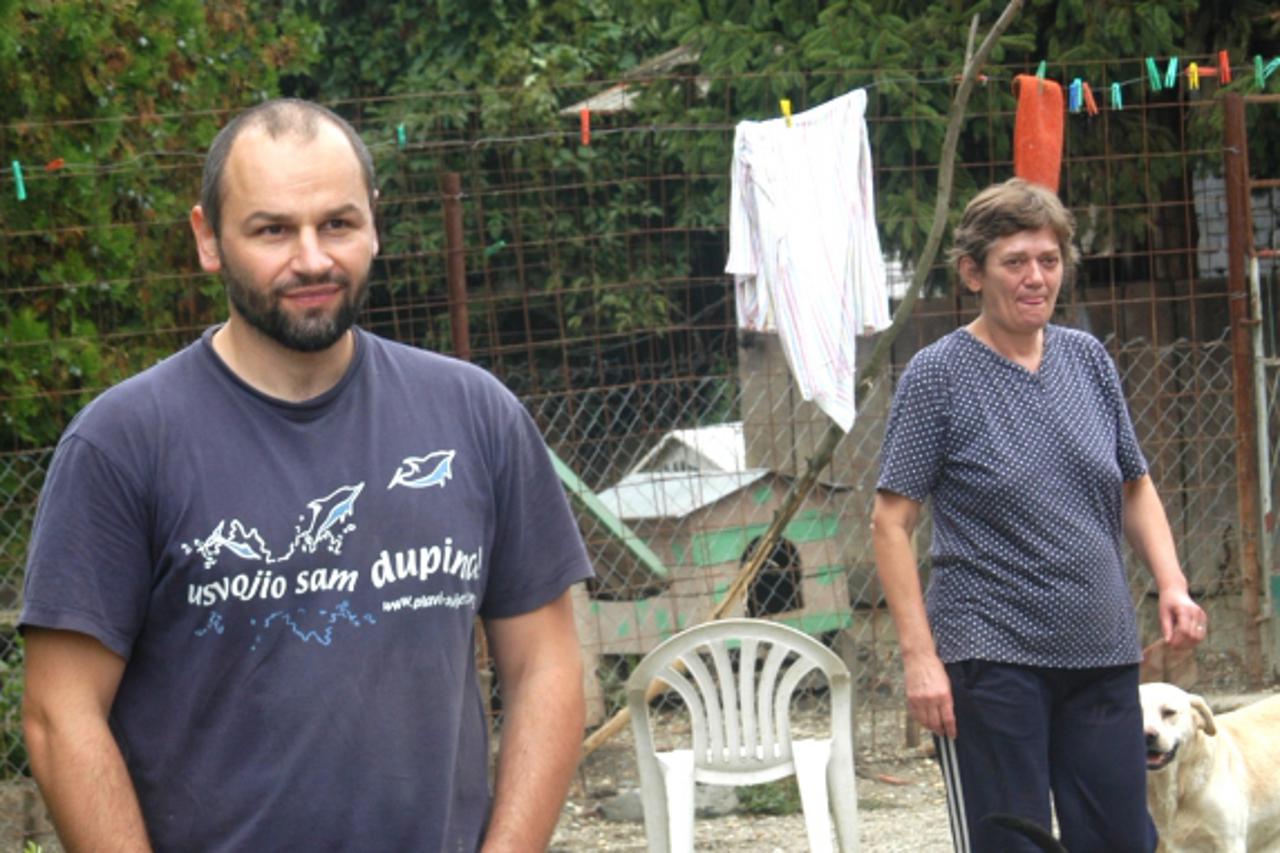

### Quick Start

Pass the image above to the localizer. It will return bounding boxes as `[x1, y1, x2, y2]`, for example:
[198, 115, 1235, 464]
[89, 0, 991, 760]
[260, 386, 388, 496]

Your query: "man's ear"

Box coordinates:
[958, 256, 982, 295]
[190, 205, 222, 273]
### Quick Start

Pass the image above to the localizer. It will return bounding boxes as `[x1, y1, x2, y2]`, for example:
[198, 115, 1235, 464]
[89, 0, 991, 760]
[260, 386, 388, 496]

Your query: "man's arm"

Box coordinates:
[22, 627, 152, 852]
[870, 491, 955, 738]
[1122, 474, 1206, 650]
[481, 589, 585, 852]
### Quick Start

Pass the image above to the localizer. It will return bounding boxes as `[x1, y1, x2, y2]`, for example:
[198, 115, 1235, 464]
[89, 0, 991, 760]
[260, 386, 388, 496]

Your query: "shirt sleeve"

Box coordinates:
[876, 352, 951, 502]
[479, 390, 594, 619]
[1095, 344, 1148, 481]
[20, 433, 153, 659]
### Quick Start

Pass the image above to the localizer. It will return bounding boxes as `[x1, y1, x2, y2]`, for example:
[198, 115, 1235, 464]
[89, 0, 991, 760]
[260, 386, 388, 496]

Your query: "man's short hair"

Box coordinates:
[200, 98, 377, 238]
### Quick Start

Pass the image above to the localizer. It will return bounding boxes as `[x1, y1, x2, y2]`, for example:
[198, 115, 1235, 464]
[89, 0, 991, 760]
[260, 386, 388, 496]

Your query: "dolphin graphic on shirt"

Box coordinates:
[388, 450, 456, 490]
[196, 520, 269, 565]
[299, 483, 365, 551]
[184, 481, 366, 567]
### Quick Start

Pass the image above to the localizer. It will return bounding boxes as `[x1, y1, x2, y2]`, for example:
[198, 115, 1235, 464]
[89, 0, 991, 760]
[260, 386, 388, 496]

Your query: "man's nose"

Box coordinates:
[292, 229, 333, 277]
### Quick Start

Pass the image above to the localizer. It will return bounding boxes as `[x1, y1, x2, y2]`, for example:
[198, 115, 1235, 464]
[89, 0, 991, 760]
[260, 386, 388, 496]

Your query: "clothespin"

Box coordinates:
[1262, 57, 1280, 89]
[1068, 79, 1083, 113]
[1256, 55, 1266, 90]
[579, 107, 591, 145]
[780, 99, 792, 128]
[1111, 82, 1124, 111]
[1035, 60, 1047, 92]
[45, 157, 65, 172]
[1146, 57, 1163, 92]
[11, 160, 25, 201]
[1164, 57, 1180, 90]
[483, 239, 507, 258]
[1187, 62, 1200, 90]
[396, 124, 407, 149]
[1219, 50, 1232, 83]
[1082, 82, 1099, 116]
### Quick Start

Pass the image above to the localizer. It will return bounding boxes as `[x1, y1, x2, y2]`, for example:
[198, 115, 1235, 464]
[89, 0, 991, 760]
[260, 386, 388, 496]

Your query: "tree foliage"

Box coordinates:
[0, 0, 319, 449]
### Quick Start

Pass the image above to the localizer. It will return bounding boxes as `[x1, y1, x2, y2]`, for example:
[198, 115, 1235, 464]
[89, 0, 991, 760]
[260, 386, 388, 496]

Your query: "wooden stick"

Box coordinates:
[582, 0, 1025, 758]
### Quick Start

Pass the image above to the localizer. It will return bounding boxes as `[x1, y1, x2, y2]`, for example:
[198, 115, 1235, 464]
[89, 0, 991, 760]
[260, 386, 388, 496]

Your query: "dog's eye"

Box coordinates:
[1162, 708, 1177, 720]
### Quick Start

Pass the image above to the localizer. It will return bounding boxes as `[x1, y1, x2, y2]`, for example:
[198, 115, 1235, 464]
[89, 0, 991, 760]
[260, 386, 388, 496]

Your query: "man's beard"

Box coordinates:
[221, 258, 370, 353]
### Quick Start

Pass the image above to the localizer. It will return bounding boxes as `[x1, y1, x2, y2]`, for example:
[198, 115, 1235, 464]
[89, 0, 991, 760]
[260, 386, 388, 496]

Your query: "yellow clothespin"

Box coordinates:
[780, 99, 792, 128]
[1188, 62, 1200, 90]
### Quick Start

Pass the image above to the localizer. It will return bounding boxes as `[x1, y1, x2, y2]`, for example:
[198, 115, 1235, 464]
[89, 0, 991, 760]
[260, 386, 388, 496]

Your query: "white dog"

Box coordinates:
[1140, 682, 1280, 852]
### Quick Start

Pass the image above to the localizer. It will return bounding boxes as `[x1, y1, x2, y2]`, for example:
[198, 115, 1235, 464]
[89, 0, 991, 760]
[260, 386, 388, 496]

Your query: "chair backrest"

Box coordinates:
[625, 618, 852, 778]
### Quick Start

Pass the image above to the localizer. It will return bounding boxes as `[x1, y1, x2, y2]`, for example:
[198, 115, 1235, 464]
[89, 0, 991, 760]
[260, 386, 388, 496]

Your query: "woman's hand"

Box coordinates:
[1160, 588, 1207, 650]
[903, 650, 956, 738]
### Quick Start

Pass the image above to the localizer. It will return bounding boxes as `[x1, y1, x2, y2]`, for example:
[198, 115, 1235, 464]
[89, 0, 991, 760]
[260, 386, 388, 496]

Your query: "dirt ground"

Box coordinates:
[552, 702, 955, 852]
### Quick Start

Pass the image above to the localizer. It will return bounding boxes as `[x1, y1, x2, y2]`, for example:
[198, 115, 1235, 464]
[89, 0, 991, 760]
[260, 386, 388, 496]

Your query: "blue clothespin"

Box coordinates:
[1146, 58, 1162, 92]
[1111, 83, 1124, 111]
[1068, 79, 1083, 113]
[1164, 57, 1180, 90]
[11, 161, 25, 201]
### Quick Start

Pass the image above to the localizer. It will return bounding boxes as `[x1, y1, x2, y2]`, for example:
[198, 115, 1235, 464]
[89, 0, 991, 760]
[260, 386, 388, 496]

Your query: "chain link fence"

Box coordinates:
[3, 62, 1278, 844]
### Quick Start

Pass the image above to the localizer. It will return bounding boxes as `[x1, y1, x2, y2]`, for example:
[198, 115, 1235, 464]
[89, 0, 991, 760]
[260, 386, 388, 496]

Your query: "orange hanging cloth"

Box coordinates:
[1013, 74, 1064, 192]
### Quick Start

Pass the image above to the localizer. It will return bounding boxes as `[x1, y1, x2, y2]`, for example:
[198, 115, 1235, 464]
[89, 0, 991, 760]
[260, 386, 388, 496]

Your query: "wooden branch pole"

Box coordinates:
[582, 0, 1025, 758]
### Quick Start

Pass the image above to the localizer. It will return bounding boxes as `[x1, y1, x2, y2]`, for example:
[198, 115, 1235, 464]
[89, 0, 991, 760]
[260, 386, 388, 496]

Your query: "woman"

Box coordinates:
[871, 178, 1205, 852]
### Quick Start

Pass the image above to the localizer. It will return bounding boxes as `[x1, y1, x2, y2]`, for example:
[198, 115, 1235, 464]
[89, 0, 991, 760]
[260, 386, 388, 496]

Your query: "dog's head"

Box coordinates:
[1139, 681, 1216, 772]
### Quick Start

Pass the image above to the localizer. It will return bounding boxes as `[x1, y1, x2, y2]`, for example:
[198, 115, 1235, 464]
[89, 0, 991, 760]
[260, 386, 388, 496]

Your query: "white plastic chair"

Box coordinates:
[625, 618, 859, 852]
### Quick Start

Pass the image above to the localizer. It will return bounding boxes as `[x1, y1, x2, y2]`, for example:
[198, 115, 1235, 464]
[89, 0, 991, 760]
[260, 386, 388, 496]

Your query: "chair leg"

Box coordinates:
[792, 739, 836, 853]
[656, 750, 697, 853]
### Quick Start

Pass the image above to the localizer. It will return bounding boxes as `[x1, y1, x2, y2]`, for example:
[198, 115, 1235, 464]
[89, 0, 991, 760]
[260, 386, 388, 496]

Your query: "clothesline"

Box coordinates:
[5, 55, 1278, 198]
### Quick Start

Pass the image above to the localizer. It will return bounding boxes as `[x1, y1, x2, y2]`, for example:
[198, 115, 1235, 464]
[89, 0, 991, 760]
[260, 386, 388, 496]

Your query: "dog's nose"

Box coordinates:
[1145, 731, 1157, 748]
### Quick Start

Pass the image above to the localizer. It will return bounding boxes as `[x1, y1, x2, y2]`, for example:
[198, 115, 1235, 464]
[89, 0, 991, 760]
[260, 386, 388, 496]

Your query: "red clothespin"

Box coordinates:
[1219, 50, 1232, 84]
[579, 108, 590, 146]
[1081, 82, 1099, 116]
[45, 157, 65, 172]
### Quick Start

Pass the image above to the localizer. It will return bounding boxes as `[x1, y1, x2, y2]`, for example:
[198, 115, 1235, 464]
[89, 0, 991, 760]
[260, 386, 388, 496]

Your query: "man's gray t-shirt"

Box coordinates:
[877, 325, 1147, 668]
[21, 326, 593, 851]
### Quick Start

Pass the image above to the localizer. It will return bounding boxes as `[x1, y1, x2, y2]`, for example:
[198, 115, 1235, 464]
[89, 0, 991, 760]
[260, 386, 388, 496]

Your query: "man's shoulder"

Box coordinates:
[68, 338, 207, 436]
[359, 330, 518, 400]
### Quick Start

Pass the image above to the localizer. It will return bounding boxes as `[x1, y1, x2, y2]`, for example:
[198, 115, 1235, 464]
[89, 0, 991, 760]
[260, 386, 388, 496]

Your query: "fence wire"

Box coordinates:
[2, 61, 1278, 844]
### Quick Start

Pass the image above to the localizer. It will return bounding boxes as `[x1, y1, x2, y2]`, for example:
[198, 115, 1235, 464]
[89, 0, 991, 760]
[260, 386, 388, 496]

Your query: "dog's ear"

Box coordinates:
[1190, 693, 1217, 736]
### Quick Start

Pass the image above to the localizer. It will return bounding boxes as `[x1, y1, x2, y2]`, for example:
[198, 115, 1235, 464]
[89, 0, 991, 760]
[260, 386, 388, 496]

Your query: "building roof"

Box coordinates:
[631, 421, 747, 474]
[594, 468, 771, 521]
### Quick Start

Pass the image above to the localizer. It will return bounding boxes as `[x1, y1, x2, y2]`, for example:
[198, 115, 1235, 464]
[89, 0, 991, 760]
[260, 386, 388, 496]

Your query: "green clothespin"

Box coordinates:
[1146, 58, 1162, 92]
[396, 124, 407, 149]
[483, 239, 507, 258]
[1035, 60, 1047, 79]
[1111, 83, 1124, 111]
[1164, 57, 1179, 90]
[1259, 56, 1280, 90]
[11, 161, 25, 201]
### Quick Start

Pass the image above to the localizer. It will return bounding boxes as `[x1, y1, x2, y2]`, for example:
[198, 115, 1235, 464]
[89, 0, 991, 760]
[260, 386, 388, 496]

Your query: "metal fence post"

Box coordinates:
[1222, 92, 1265, 687]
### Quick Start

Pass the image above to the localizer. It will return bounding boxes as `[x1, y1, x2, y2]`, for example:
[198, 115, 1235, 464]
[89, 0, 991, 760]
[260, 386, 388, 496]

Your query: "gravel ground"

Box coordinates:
[553, 704, 954, 852]
[552, 750, 954, 851]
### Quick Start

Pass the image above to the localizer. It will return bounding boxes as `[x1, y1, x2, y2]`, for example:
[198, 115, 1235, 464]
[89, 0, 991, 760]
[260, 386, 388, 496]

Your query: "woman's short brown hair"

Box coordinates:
[947, 178, 1080, 282]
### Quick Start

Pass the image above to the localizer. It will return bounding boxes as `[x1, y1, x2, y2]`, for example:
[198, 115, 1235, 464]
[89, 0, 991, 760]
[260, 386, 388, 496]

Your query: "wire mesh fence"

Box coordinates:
[2, 60, 1278, 844]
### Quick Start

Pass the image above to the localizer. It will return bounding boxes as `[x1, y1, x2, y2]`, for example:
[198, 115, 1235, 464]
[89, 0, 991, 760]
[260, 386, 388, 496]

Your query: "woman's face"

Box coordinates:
[959, 226, 1064, 337]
